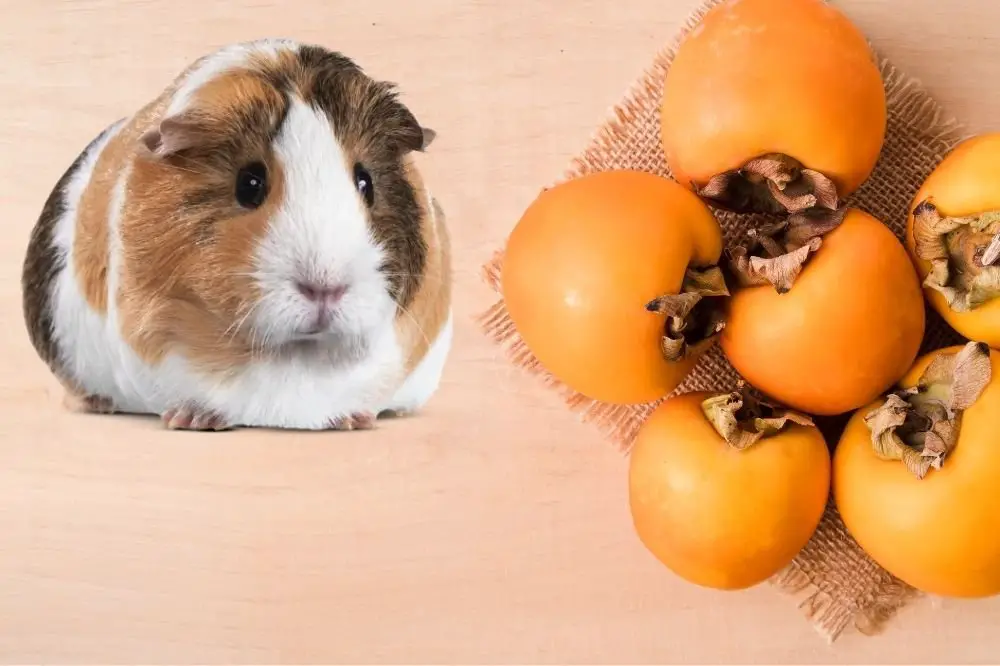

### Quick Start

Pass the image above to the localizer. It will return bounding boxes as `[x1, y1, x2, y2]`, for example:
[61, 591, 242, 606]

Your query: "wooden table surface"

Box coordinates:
[3, 0, 1000, 662]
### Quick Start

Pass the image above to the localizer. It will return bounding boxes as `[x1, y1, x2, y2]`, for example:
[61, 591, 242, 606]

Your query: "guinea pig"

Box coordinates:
[21, 39, 453, 431]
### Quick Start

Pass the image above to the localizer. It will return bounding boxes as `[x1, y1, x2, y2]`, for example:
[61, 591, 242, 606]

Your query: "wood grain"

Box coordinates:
[1, 0, 999, 662]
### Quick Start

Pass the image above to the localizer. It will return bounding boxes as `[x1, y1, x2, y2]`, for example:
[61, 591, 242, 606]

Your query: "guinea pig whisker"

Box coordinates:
[222, 300, 261, 344]
[255, 306, 291, 358]
[249, 316, 275, 357]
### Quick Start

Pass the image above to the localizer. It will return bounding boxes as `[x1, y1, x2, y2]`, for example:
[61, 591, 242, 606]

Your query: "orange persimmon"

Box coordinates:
[720, 207, 925, 416]
[629, 389, 830, 590]
[834, 342, 1000, 598]
[661, 0, 886, 215]
[501, 170, 726, 405]
[906, 133, 1000, 348]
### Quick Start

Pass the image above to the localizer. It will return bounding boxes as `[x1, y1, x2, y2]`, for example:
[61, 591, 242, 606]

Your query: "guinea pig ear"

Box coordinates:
[418, 126, 437, 151]
[139, 112, 210, 158]
[396, 119, 436, 154]
[389, 100, 436, 154]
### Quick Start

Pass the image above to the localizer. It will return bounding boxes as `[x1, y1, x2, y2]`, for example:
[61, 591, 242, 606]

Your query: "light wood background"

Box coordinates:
[2, 0, 999, 663]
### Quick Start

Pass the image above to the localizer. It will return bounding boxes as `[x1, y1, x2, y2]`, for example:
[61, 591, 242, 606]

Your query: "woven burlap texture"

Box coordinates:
[479, 0, 972, 644]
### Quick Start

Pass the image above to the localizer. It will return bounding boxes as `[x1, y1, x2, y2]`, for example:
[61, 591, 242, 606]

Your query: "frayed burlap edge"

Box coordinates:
[478, 0, 967, 644]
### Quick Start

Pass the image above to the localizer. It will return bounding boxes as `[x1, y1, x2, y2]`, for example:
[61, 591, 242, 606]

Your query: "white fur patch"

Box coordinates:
[252, 96, 395, 348]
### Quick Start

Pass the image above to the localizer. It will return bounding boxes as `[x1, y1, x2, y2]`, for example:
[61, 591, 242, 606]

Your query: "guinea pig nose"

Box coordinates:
[296, 281, 348, 305]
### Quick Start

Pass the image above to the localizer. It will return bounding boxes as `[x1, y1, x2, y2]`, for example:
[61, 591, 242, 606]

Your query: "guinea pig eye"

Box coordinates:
[353, 163, 374, 207]
[235, 162, 268, 209]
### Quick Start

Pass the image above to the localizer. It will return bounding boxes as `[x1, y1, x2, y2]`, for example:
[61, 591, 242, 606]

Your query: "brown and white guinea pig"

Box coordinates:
[21, 39, 452, 431]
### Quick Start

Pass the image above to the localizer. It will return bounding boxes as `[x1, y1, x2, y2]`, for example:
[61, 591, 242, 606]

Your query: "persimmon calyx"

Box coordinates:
[864, 341, 992, 479]
[726, 207, 846, 293]
[701, 383, 815, 451]
[696, 153, 840, 215]
[912, 200, 1000, 312]
[646, 265, 730, 363]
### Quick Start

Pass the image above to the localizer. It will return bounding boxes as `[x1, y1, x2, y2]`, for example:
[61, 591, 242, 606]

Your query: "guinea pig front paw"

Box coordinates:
[161, 403, 231, 431]
[326, 411, 377, 431]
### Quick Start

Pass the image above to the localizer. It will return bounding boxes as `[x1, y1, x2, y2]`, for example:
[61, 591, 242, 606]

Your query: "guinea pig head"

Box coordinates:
[127, 42, 434, 363]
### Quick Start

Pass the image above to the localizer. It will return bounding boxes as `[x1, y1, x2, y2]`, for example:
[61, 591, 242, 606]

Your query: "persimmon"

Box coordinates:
[720, 207, 925, 415]
[834, 342, 1000, 598]
[906, 133, 1000, 348]
[661, 0, 886, 215]
[501, 170, 726, 404]
[628, 387, 830, 590]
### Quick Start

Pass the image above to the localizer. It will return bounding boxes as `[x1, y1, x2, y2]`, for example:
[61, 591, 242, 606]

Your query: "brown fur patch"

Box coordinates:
[394, 160, 452, 374]
[116, 67, 288, 372]
[73, 165, 111, 312]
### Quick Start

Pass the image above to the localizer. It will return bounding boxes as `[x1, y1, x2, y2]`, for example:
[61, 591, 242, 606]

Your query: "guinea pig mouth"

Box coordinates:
[288, 310, 351, 343]
[291, 330, 328, 342]
[277, 329, 342, 353]
[296, 319, 330, 338]
[290, 323, 339, 341]
[274, 326, 366, 363]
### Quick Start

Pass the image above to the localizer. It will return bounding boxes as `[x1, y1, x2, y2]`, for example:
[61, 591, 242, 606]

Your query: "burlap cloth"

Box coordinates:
[479, 0, 973, 644]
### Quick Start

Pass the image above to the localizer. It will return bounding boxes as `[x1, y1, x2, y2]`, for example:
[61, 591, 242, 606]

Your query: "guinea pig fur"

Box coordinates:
[21, 39, 453, 431]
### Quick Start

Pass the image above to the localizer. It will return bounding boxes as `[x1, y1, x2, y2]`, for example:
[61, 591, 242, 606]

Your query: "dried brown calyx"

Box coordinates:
[726, 207, 847, 293]
[912, 200, 1000, 312]
[864, 341, 992, 479]
[696, 153, 840, 215]
[701, 383, 815, 450]
[646, 265, 730, 363]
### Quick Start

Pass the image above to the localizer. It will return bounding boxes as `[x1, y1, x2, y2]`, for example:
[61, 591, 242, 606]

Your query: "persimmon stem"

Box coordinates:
[701, 383, 815, 451]
[864, 341, 992, 479]
[696, 153, 840, 215]
[646, 265, 729, 363]
[912, 200, 1000, 312]
[726, 207, 847, 294]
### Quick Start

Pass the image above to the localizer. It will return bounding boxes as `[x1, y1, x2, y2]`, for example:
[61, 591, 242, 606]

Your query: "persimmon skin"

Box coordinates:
[661, 0, 886, 197]
[905, 133, 1000, 348]
[834, 346, 1000, 598]
[721, 209, 925, 416]
[502, 170, 723, 405]
[628, 392, 830, 591]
